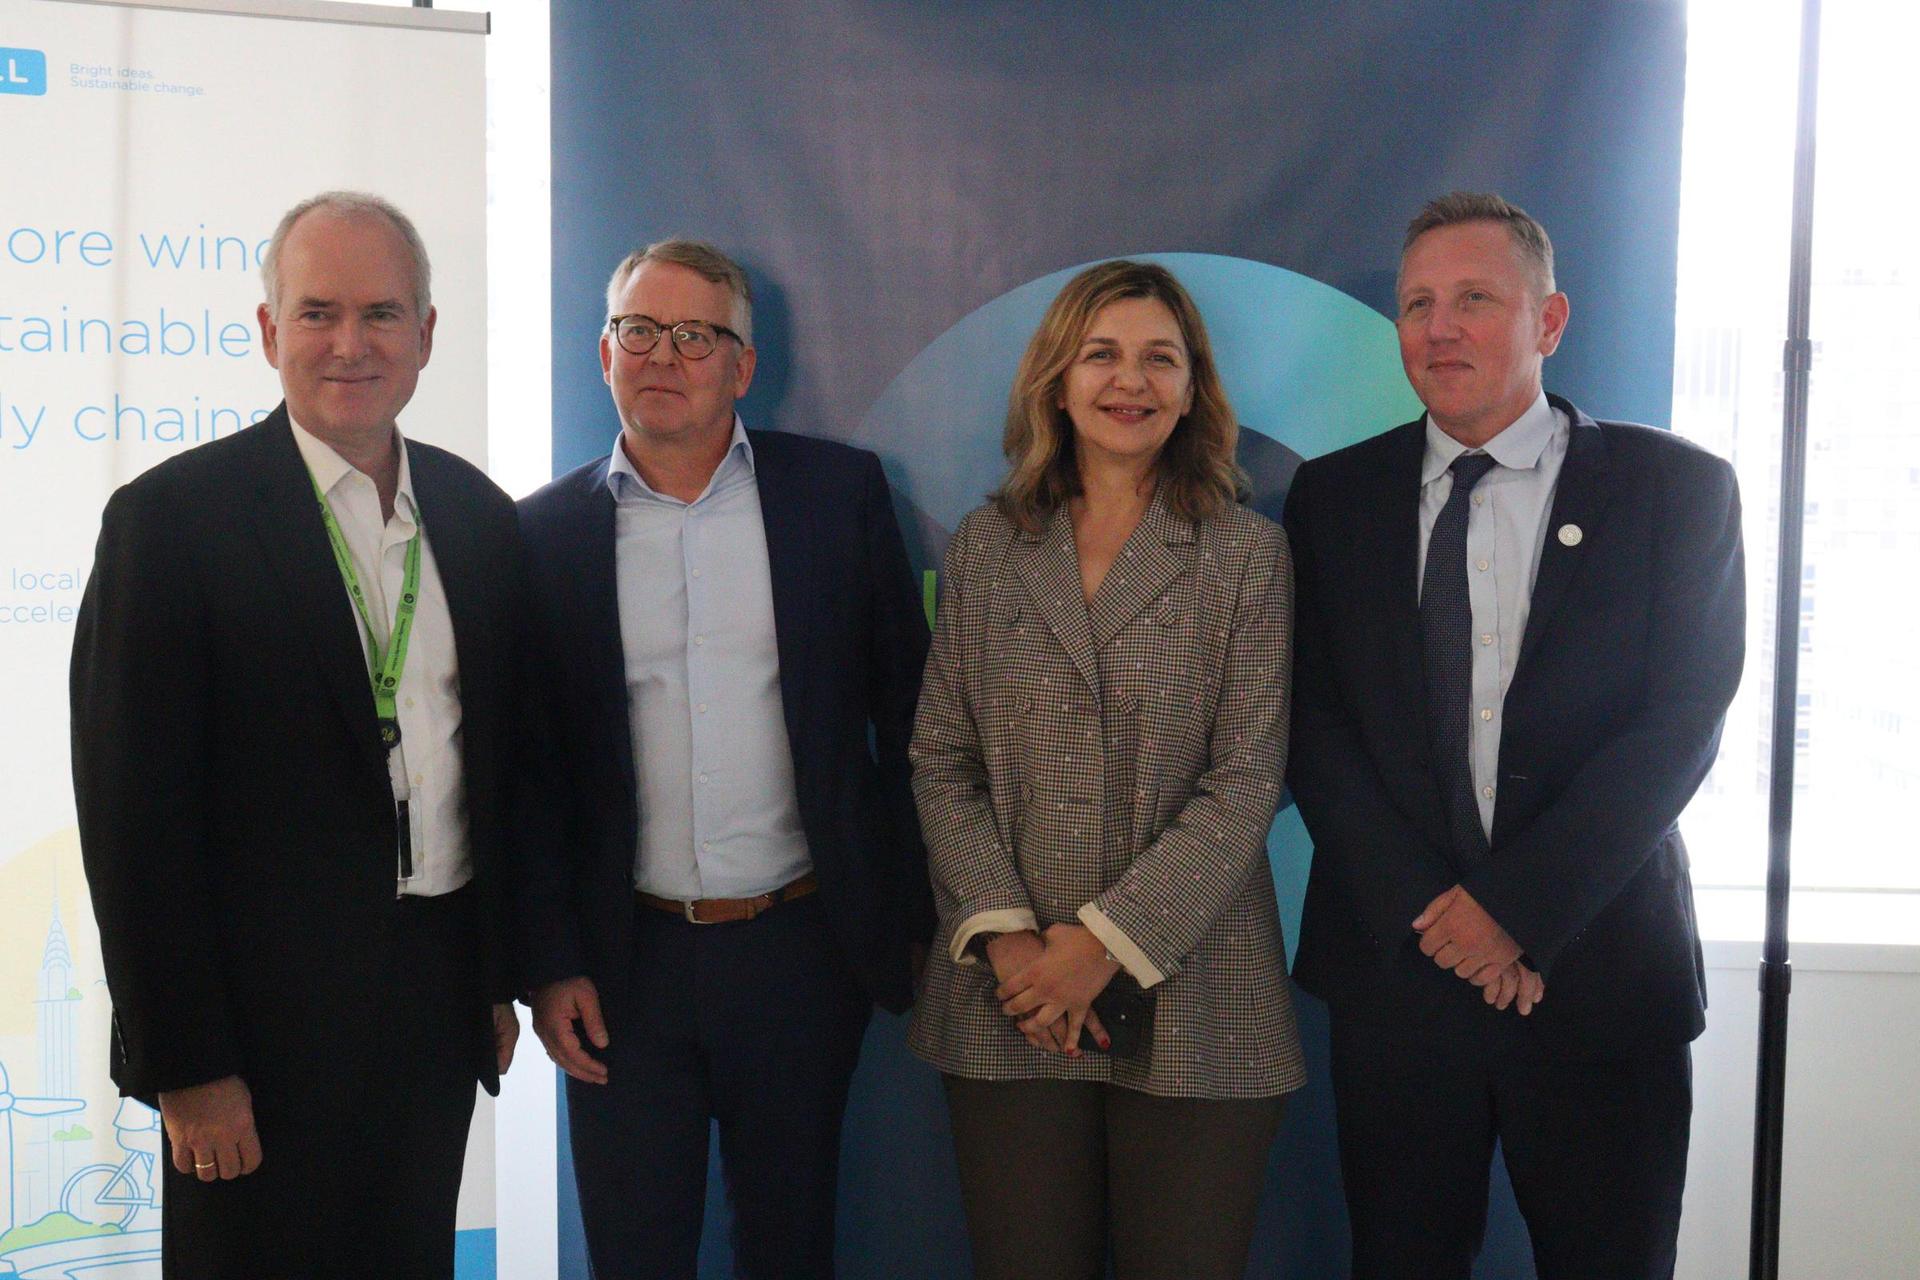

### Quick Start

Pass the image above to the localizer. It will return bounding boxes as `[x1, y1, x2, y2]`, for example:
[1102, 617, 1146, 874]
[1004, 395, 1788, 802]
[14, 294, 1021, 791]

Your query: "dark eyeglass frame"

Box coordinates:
[605, 313, 743, 360]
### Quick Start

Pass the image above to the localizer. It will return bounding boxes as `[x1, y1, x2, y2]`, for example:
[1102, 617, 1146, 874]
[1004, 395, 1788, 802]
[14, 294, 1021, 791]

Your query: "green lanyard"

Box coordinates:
[309, 471, 422, 753]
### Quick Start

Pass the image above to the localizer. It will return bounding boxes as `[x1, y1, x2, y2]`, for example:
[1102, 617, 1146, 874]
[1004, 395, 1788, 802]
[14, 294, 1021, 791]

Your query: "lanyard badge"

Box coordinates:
[310, 470, 424, 879]
[309, 470, 423, 753]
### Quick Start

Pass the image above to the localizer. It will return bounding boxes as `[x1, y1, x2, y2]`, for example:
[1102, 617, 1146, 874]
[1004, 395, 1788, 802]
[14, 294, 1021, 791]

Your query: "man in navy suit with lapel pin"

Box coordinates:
[516, 239, 932, 1279]
[1284, 192, 1745, 1279]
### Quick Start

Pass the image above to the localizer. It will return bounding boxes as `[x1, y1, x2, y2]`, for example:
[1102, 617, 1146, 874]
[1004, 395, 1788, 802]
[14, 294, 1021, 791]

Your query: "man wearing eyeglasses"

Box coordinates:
[515, 239, 933, 1278]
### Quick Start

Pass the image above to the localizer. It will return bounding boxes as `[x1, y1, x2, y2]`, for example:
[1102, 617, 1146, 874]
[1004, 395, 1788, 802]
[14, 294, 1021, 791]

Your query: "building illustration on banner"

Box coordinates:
[0, 850, 162, 1278]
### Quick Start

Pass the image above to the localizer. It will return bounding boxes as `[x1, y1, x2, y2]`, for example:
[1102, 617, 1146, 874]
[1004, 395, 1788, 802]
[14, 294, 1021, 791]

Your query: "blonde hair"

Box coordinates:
[993, 260, 1245, 534]
[604, 237, 753, 344]
[1403, 191, 1556, 297]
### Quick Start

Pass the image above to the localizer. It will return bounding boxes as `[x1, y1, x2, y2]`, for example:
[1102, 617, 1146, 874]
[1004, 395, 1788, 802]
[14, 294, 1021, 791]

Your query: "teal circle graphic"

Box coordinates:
[858, 253, 1422, 956]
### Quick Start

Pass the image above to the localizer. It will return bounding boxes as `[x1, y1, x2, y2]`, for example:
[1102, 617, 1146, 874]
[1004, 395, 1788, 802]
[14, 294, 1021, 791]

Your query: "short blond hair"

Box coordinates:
[604, 237, 753, 344]
[1403, 191, 1556, 296]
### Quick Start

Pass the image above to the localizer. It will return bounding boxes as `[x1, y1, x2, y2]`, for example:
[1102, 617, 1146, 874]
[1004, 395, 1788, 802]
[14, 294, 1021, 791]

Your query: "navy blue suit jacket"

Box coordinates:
[1284, 396, 1745, 1049]
[515, 428, 933, 1016]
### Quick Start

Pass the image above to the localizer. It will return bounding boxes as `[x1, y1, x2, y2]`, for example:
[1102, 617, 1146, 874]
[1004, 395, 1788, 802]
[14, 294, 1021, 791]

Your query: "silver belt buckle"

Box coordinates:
[683, 899, 708, 924]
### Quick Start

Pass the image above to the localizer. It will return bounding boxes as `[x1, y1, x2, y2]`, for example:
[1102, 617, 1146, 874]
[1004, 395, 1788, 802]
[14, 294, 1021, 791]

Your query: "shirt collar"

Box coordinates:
[289, 415, 419, 522]
[1420, 391, 1556, 486]
[606, 414, 755, 502]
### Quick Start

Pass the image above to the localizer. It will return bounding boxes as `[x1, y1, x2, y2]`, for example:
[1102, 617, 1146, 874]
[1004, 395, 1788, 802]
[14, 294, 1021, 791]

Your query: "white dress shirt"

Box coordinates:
[608, 419, 813, 899]
[1415, 392, 1570, 838]
[291, 419, 471, 897]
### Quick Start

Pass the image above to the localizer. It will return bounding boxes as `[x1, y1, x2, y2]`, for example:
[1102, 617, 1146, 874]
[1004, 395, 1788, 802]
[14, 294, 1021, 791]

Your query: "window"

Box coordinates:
[1672, 0, 1920, 941]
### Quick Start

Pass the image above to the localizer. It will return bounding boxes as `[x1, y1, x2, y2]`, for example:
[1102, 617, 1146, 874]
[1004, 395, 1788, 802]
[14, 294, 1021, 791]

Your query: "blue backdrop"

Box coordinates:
[548, 3, 1687, 1275]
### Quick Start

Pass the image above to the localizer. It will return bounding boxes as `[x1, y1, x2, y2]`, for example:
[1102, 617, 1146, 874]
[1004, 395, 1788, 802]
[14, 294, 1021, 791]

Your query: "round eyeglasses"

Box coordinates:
[606, 314, 743, 360]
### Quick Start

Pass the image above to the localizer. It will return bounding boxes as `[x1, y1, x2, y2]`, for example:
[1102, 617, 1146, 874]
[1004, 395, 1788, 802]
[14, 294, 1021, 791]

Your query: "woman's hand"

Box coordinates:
[997, 924, 1120, 1055]
[985, 931, 1064, 1053]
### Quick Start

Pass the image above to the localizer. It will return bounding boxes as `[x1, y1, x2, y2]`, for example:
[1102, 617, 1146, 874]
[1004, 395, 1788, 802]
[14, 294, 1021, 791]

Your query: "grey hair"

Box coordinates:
[604, 238, 754, 346]
[1402, 191, 1557, 296]
[260, 191, 432, 319]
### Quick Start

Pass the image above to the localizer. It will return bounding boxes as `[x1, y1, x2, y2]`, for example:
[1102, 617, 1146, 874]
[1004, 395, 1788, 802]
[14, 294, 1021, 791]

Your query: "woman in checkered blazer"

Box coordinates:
[907, 260, 1305, 1280]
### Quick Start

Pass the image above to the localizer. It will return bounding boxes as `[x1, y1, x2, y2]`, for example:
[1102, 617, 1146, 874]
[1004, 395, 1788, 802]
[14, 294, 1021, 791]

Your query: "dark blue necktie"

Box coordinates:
[1421, 452, 1498, 864]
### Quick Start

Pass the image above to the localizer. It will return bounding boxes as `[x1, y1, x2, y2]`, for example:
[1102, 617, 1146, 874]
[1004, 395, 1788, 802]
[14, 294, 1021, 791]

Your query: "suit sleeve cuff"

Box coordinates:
[1077, 904, 1166, 989]
[950, 908, 1039, 965]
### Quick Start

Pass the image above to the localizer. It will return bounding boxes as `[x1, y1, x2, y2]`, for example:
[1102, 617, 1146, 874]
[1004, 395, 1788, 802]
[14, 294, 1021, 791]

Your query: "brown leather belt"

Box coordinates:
[637, 872, 819, 925]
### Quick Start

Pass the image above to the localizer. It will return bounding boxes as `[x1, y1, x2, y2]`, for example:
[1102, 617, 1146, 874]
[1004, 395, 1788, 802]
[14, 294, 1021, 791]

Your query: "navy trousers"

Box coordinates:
[1328, 963, 1693, 1280]
[567, 895, 873, 1280]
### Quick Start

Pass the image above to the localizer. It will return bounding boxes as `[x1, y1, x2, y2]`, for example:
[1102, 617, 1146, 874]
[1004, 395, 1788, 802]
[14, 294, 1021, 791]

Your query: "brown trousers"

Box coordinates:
[943, 1076, 1285, 1280]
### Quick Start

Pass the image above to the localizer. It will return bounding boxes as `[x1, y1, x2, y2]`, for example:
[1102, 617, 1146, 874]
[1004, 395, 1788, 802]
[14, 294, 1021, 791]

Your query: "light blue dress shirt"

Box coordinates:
[1415, 392, 1570, 838]
[608, 418, 813, 899]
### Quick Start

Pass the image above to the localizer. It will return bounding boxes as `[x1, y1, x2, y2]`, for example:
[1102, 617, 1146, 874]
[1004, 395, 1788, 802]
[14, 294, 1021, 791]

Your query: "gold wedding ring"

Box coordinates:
[194, 1159, 216, 1171]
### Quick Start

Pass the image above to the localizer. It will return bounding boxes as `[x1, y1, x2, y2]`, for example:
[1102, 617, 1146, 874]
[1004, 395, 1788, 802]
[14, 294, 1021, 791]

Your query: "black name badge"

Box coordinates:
[378, 718, 403, 751]
[396, 798, 413, 879]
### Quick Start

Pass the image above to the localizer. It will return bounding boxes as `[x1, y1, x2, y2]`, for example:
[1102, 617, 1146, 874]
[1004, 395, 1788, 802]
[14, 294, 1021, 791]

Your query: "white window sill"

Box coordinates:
[1698, 886, 1920, 972]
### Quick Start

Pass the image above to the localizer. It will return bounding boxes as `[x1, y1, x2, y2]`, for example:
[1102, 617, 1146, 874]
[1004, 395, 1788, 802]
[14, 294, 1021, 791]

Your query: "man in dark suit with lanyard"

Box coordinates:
[1284, 192, 1745, 1279]
[516, 238, 931, 1278]
[71, 191, 522, 1279]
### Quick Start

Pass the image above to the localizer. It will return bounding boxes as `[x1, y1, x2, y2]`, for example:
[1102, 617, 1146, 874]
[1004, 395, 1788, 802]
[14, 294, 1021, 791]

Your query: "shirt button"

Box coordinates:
[413, 773, 425, 787]
[697, 702, 708, 714]
[1481, 634, 1494, 646]
[1482, 785, 1495, 800]
[1473, 494, 1485, 506]
[1480, 708, 1493, 721]
[694, 636, 705, 647]
[404, 697, 415, 708]
[698, 772, 709, 784]
[691, 568, 702, 579]
[702, 840, 711, 851]
[1477, 559, 1490, 572]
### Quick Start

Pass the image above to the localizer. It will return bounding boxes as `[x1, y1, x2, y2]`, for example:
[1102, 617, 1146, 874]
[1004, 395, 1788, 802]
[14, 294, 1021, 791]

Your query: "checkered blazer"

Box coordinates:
[906, 491, 1305, 1099]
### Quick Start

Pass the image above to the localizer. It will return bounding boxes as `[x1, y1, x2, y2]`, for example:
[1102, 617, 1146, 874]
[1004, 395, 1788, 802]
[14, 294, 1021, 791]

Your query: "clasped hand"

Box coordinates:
[1413, 885, 1545, 1015]
[990, 924, 1118, 1056]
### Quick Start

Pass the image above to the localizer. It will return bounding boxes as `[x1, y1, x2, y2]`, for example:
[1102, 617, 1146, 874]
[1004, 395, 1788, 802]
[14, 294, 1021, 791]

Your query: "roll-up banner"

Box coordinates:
[548, 3, 1687, 1275]
[0, 0, 490, 1274]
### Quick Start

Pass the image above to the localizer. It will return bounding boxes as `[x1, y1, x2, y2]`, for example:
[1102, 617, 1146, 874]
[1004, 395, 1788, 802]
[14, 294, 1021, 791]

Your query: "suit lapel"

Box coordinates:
[747, 433, 814, 755]
[407, 447, 488, 698]
[1015, 506, 1103, 703]
[1358, 420, 1452, 843]
[1374, 421, 1432, 752]
[1087, 486, 1194, 651]
[1516, 402, 1613, 673]
[243, 410, 387, 773]
[570, 463, 635, 794]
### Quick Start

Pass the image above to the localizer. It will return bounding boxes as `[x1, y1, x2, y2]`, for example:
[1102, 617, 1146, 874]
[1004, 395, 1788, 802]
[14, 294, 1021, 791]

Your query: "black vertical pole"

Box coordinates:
[1750, 0, 1821, 1276]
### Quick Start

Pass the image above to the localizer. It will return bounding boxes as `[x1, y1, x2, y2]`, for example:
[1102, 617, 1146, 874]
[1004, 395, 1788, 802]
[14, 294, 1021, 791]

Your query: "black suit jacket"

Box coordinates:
[71, 407, 522, 1102]
[1284, 396, 1744, 1049]
[514, 429, 933, 1017]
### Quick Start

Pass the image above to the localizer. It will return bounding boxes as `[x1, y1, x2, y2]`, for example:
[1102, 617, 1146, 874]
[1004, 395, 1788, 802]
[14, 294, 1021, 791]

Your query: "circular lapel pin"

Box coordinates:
[1558, 523, 1583, 547]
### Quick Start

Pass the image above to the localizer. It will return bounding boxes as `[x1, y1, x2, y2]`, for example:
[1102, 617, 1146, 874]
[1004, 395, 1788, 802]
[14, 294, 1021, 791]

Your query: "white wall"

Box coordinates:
[1682, 941, 1920, 1279]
